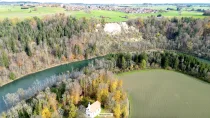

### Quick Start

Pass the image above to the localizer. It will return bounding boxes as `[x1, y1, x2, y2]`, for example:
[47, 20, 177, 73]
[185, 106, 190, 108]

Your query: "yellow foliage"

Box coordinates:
[114, 90, 121, 102]
[121, 92, 127, 101]
[10, 18, 20, 25]
[122, 105, 129, 118]
[97, 84, 109, 103]
[42, 107, 51, 118]
[205, 22, 210, 29]
[118, 80, 123, 88]
[110, 80, 118, 92]
[113, 104, 121, 118]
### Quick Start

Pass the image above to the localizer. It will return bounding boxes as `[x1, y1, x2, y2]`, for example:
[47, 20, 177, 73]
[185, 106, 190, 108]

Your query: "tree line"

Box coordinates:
[106, 51, 210, 82]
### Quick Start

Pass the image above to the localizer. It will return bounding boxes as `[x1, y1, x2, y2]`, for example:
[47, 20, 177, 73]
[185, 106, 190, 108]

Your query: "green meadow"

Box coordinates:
[70, 10, 205, 22]
[118, 69, 210, 118]
[0, 5, 65, 19]
[0, 5, 207, 22]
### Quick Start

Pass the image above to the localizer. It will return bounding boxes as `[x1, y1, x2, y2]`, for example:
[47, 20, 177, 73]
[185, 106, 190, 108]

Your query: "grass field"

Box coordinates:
[0, 6, 66, 19]
[0, 5, 208, 22]
[70, 10, 205, 22]
[118, 69, 210, 118]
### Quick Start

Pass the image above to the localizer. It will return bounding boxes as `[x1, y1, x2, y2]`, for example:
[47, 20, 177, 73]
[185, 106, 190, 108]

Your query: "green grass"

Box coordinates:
[118, 69, 210, 118]
[70, 10, 206, 22]
[95, 108, 113, 118]
[69, 10, 129, 22]
[0, 5, 208, 22]
[0, 5, 65, 19]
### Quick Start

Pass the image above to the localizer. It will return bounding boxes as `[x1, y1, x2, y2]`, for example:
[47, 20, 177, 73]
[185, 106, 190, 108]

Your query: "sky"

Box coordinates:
[3, 0, 210, 3]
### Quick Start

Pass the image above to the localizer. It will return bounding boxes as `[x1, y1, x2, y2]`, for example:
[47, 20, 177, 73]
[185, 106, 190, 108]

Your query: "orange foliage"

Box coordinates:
[118, 80, 123, 88]
[136, 18, 144, 28]
[69, 54, 76, 60]
[17, 60, 23, 67]
[0, 66, 4, 71]
[77, 55, 84, 60]
[61, 55, 67, 62]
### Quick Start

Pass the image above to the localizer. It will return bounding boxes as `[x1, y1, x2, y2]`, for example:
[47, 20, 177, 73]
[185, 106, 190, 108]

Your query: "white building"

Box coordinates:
[86, 101, 101, 118]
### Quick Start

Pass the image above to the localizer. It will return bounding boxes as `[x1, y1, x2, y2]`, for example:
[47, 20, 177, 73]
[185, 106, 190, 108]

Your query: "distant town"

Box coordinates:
[0, 1, 210, 14]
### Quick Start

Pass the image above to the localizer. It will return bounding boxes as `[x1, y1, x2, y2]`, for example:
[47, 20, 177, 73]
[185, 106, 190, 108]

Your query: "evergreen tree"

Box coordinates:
[25, 42, 32, 56]
[0, 51, 9, 68]
[121, 56, 126, 69]
[174, 57, 179, 70]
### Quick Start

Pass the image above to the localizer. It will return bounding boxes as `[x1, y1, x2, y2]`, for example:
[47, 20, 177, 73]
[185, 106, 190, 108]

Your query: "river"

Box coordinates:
[0, 52, 210, 114]
[0, 58, 97, 113]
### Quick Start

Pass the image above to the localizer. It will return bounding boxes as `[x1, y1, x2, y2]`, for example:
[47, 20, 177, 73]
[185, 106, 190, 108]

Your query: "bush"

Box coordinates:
[157, 14, 162, 17]
[9, 72, 16, 80]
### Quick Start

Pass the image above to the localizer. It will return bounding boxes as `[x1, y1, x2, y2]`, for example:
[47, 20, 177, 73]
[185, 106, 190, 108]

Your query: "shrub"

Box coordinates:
[9, 72, 16, 80]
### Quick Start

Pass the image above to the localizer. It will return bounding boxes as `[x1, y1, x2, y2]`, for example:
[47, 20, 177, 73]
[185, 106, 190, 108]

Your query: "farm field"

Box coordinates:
[118, 69, 210, 118]
[0, 5, 66, 19]
[70, 10, 205, 22]
[0, 5, 207, 22]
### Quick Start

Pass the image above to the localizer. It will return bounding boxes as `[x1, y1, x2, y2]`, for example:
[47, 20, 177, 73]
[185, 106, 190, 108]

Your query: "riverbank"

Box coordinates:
[2, 49, 210, 87]
[0, 56, 101, 87]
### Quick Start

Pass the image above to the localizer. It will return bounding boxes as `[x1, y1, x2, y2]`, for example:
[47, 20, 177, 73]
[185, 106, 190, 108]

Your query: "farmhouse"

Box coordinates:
[86, 101, 101, 118]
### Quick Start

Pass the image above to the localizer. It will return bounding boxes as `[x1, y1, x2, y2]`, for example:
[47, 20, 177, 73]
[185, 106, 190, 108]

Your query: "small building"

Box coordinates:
[86, 101, 101, 118]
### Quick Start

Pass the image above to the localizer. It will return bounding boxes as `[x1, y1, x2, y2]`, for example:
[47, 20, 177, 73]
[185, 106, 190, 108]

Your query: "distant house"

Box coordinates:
[86, 101, 101, 118]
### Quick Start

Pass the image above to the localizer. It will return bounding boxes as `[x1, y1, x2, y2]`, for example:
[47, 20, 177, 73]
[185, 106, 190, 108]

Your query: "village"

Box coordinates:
[63, 5, 158, 14]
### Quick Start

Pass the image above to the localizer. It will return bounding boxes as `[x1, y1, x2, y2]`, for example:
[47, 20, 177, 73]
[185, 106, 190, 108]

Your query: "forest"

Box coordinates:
[0, 14, 210, 87]
[106, 51, 210, 82]
[1, 62, 129, 118]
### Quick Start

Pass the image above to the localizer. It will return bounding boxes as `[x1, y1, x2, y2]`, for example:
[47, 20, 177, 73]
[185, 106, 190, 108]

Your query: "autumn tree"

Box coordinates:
[42, 107, 51, 118]
[110, 79, 117, 92]
[113, 104, 121, 118]
[97, 83, 109, 105]
[69, 100, 77, 118]
[69, 81, 82, 104]
[114, 90, 121, 102]
[121, 105, 128, 118]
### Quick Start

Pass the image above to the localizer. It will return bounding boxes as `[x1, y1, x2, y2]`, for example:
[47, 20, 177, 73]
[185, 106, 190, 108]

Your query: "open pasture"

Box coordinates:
[0, 5, 65, 19]
[118, 69, 210, 118]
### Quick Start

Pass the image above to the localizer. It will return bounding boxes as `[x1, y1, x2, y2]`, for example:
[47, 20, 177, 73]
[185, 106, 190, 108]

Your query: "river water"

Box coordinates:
[0, 58, 96, 113]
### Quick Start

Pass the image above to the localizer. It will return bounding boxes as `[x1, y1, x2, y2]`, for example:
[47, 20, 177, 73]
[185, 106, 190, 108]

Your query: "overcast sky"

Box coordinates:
[3, 0, 210, 3]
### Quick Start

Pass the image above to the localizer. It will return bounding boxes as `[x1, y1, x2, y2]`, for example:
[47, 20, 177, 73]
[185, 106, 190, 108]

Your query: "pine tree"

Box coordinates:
[121, 56, 126, 69]
[0, 51, 9, 68]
